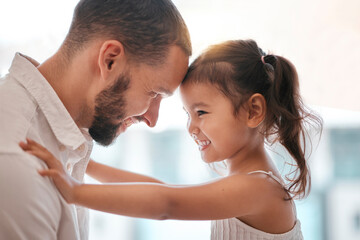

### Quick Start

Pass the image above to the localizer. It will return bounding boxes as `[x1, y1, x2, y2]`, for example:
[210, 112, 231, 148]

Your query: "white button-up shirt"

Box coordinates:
[0, 53, 93, 240]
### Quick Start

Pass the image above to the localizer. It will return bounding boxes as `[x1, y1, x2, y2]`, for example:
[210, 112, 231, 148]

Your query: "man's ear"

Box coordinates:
[245, 93, 266, 128]
[98, 40, 125, 81]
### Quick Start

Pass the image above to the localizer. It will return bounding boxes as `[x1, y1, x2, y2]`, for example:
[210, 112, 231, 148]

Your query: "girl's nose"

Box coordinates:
[187, 120, 200, 138]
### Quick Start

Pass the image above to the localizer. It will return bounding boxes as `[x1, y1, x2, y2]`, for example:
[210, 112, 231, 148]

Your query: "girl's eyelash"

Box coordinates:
[182, 109, 207, 118]
[197, 110, 207, 116]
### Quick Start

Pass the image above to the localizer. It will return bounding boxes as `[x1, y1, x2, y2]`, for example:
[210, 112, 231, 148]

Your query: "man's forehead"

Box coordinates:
[147, 46, 189, 97]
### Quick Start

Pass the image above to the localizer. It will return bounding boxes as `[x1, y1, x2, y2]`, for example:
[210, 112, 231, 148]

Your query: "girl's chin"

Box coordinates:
[201, 154, 223, 165]
[201, 153, 213, 164]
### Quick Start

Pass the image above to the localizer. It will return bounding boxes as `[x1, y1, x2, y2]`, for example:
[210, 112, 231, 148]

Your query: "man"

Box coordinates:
[0, 0, 191, 239]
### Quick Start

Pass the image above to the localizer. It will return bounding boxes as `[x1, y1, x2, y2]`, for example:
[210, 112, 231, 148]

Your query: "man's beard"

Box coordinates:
[89, 73, 130, 146]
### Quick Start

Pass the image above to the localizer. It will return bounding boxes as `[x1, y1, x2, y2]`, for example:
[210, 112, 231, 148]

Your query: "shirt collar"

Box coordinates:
[9, 53, 91, 150]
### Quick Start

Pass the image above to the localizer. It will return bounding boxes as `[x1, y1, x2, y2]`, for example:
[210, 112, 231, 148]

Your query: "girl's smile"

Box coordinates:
[181, 82, 252, 165]
[194, 139, 211, 151]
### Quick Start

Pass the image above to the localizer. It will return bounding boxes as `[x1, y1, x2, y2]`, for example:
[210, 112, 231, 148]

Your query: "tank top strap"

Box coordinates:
[247, 170, 285, 187]
[248, 170, 298, 219]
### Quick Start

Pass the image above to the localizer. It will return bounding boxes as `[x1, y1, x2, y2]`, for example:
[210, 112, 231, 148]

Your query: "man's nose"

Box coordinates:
[140, 95, 162, 128]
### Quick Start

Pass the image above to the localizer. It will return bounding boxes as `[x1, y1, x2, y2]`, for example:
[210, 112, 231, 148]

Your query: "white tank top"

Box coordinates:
[210, 171, 304, 240]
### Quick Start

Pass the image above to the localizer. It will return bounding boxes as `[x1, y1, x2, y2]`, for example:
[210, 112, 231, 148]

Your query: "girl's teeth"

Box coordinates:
[195, 140, 211, 146]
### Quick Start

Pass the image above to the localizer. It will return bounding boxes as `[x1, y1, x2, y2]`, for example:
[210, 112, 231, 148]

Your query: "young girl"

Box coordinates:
[20, 39, 322, 239]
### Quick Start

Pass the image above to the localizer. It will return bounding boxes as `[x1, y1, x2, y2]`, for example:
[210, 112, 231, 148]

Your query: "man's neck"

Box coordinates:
[37, 52, 92, 128]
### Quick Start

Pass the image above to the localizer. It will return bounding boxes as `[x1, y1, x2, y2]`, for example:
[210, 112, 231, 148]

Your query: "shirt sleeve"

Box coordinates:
[0, 152, 78, 240]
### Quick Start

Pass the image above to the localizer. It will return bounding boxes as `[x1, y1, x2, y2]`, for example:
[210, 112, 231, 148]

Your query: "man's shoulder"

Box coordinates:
[0, 76, 39, 152]
[0, 75, 37, 111]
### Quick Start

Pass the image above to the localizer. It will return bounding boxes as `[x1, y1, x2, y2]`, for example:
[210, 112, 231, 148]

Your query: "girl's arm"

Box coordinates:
[71, 176, 264, 220]
[86, 159, 164, 184]
[19, 139, 265, 221]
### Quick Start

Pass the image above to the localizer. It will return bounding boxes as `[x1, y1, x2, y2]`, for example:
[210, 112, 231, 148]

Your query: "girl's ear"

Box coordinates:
[98, 40, 125, 82]
[246, 93, 266, 128]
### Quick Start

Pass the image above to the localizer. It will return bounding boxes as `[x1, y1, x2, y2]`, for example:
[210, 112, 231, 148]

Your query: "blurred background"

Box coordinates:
[1, 0, 360, 239]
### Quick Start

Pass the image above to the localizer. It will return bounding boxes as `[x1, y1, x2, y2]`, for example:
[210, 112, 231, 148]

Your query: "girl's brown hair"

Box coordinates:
[183, 39, 323, 199]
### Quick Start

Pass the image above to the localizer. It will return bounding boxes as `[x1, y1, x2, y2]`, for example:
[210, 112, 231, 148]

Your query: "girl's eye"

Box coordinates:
[197, 110, 207, 116]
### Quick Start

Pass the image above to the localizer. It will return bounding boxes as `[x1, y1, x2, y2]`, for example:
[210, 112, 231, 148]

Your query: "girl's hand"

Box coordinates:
[19, 138, 79, 203]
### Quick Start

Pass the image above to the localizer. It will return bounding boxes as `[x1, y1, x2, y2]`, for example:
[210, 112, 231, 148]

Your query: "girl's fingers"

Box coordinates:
[27, 150, 51, 164]
[26, 138, 48, 152]
[20, 139, 47, 154]
[25, 139, 49, 154]
[19, 140, 42, 153]
[19, 141, 31, 151]
[38, 169, 60, 178]
[20, 139, 61, 169]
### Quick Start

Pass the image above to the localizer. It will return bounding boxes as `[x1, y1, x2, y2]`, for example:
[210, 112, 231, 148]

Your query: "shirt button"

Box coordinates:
[77, 144, 85, 152]
[66, 162, 72, 171]
[59, 144, 66, 152]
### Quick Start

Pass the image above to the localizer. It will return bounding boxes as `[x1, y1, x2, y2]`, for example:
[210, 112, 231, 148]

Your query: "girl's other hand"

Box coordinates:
[19, 138, 79, 203]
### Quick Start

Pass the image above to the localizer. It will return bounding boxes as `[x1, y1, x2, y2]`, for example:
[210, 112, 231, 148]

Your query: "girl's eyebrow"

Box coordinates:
[182, 102, 210, 112]
[190, 102, 209, 110]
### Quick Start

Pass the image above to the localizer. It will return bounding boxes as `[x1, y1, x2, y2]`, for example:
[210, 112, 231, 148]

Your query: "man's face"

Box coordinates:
[89, 45, 189, 146]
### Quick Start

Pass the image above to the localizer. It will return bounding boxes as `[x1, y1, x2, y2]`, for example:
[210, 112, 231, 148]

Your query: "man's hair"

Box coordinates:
[62, 0, 192, 65]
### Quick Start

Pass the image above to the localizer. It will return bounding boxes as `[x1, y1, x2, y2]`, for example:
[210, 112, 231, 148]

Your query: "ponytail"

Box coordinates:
[262, 55, 322, 199]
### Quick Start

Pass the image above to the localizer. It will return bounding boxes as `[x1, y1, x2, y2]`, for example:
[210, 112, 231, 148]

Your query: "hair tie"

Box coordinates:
[261, 56, 266, 64]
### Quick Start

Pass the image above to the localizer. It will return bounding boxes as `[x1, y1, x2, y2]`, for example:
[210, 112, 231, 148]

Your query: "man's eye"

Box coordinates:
[197, 110, 207, 116]
[149, 92, 158, 98]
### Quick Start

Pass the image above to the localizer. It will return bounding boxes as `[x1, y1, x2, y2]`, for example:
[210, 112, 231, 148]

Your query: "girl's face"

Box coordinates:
[180, 82, 252, 164]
